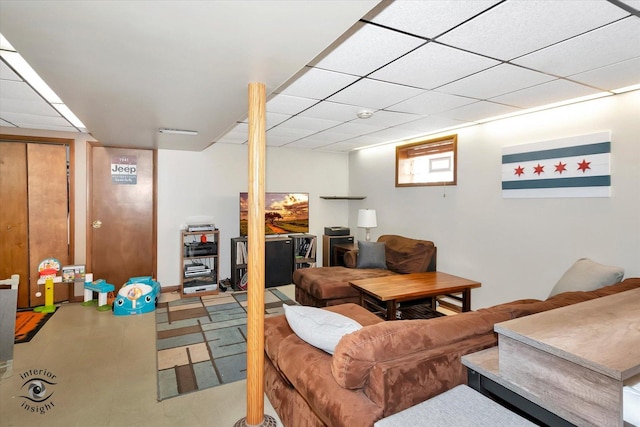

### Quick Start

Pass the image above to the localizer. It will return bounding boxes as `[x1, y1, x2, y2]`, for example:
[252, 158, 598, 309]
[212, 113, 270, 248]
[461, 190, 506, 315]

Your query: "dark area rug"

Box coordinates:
[155, 288, 295, 400]
[15, 309, 56, 343]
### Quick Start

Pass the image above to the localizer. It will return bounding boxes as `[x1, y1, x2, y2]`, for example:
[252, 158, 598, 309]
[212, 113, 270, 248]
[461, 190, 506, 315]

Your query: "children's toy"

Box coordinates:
[34, 258, 61, 313]
[113, 276, 160, 316]
[82, 277, 115, 312]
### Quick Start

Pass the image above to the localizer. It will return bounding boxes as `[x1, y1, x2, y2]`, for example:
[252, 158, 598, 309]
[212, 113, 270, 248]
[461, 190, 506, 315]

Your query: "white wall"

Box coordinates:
[157, 143, 350, 287]
[348, 90, 640, 309]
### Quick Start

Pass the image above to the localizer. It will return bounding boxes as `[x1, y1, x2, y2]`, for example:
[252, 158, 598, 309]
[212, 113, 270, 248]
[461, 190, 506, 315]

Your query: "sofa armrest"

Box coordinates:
[364, 334, 499, 416]
[343, 250, 358, 268]
[331, 309, 512, 389]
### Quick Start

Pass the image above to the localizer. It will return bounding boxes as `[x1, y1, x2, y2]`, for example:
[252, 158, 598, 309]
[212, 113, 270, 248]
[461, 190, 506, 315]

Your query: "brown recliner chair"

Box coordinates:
[293, 235, 436, 307]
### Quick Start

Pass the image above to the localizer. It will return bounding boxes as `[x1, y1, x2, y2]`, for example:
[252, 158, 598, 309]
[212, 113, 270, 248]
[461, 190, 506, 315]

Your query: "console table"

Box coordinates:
[463, 287, 640, 426]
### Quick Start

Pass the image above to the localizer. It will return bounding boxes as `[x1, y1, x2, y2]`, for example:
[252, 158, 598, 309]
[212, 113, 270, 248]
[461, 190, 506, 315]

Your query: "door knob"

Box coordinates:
[92, 220, 102, 229]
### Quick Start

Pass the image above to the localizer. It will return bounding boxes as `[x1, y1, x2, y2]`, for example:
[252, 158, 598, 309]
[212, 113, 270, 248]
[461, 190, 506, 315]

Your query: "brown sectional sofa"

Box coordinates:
[265, 278, 640, 427]
[294, 235, 436, 307]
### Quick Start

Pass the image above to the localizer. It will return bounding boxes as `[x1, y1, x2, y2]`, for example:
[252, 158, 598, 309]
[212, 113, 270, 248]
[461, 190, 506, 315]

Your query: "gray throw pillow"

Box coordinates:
[548, 257, 624, 297]
[356, 241, 387, 269]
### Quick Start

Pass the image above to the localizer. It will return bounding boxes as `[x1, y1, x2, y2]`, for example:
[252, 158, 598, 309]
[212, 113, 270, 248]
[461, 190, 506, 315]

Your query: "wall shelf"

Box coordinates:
[319, 196, 366, 200]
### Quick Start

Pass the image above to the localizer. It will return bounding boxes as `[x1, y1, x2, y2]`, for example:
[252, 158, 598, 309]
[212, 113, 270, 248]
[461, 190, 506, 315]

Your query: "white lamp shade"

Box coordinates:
[357, 209, 377, 228]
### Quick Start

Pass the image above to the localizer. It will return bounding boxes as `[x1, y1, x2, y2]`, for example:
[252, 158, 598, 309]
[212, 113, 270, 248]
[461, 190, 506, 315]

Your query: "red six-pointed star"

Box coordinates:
[514, 165, 525, 176]
[555, 161, 567, 174]
[533, 163, 544, 175]
[578, 159, 591, 172]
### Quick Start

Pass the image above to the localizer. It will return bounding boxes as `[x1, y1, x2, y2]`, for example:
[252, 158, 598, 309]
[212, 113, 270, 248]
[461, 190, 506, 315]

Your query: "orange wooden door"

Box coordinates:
[89, 146, 156, 292]
[27, 143, 70, 304]
[0, 142, 30, 307]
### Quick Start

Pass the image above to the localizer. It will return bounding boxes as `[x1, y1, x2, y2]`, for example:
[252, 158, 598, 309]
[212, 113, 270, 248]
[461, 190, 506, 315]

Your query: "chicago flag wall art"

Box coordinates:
[501, 132, 611, 198]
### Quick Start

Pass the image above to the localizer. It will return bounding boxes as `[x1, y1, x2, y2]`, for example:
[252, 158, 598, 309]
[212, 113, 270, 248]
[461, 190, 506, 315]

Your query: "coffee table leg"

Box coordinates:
[386, 300, 396, 321]
[462, 289, 471, 312]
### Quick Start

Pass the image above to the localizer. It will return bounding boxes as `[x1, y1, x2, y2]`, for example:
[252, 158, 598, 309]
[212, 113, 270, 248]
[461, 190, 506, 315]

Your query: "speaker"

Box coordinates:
[265, 238, 293, 288]
[322, 235, 355, 266]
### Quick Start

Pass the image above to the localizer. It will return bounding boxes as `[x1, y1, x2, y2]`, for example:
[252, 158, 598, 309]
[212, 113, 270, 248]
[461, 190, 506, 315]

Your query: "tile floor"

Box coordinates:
[0, 285, 295, 427]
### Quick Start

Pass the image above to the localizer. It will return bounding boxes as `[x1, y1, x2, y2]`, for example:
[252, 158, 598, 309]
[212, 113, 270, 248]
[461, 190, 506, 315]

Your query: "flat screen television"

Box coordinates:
[240, 192, 309, 236]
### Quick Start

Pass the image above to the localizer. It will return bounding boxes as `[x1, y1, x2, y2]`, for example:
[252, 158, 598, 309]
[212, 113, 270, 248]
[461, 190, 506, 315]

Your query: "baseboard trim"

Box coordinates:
[161, 285, 180, 293]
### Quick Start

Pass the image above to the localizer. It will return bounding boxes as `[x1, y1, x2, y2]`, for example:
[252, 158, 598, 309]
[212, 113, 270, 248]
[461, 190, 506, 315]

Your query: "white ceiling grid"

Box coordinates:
[217, 0, 640, 152]
[1, 1, 638, 151]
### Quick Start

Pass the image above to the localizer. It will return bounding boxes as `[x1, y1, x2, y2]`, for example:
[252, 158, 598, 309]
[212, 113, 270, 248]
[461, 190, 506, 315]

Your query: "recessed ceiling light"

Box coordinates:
[158, 128, 199, 136]
[357, 109, 373, 119]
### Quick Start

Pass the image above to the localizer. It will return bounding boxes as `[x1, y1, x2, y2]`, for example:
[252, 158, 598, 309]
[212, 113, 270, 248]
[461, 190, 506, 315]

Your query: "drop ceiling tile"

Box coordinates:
[369, 43, 499, 90]
[310, 22, 425, 76]
[0, 118, 16, 127]
[436, 64, 555, 99]
[0, 96, 61, 116]
[285, 136, 343, 149]
[388, 90, 479, 115]
[266, 125, 317, 140]
[294, 130, 353, 144]
[2, 112, 71, 127]
[276, 67, 360, 100]
[491, 79, 602, 109]
[395, 115, 470, 133]
[569, 56, 640, 91]
[355, 110, 423, 128]
[17, 123, 78, 132]
[0, 79, 47, 101]
[298, 101, 365, 122]
[368, 0, 500, 39]
[280, 116, 342, 132]
[353, 126, 425, 143]
[323, 137, 380, 151]
[266, 135, 299, 147]
[513, 18, 640, 77]
[445, 101, 520, 122]
[437, 0, 628, 61]
[0, 60, 21, 81]
[265, 112, 291, 128]
[328, 121, 386, 136]
[215, 123, 247, 144]
[266, 94, 318, 115]
[327, 78, 424, 109]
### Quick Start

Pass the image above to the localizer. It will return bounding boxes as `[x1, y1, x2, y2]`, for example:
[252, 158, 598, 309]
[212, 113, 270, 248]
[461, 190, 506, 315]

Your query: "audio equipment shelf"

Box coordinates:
[180, 229, 219, 297]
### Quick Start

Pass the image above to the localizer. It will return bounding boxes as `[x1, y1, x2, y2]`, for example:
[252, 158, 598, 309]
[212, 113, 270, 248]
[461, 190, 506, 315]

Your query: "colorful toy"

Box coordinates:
[113, 276, 160, 316]
[82, 278, 115, 312]
[34, 258, 61, 314]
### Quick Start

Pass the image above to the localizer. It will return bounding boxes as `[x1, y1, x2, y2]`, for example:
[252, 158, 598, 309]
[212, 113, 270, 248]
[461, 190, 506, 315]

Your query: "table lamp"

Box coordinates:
[357, 209, 377, 242]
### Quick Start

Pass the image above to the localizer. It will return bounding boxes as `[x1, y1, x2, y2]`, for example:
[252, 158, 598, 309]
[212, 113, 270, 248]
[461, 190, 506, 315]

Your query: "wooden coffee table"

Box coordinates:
[349, 272, 481, 320]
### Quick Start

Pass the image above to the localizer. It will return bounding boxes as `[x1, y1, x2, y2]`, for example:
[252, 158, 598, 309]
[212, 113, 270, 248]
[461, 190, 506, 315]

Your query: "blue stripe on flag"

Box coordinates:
[502, 141, 610, 164]
[502, 175, 610, 190]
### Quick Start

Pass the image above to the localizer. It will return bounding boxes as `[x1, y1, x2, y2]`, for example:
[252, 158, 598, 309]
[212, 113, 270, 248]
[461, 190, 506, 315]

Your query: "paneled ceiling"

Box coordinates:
[1, 0, 639, 152]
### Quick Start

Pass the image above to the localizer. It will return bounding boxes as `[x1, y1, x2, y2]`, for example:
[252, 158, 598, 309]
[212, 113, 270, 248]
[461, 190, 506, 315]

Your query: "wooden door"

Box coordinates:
[89, 146, 156, 292]
[0, 140, 70, 308]
[0, 143, 29, 307]
[27, 144, 70, 304]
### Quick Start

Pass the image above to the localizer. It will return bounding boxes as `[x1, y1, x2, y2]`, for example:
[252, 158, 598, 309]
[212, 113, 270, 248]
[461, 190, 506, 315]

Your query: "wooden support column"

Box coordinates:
[235, 83, 276, 427]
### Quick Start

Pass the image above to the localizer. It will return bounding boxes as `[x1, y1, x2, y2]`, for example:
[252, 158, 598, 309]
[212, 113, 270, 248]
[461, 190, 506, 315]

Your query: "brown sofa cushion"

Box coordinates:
[378, 235, 435, 274]
[331, 308, 513, 389]
[293, 266, 397, 300]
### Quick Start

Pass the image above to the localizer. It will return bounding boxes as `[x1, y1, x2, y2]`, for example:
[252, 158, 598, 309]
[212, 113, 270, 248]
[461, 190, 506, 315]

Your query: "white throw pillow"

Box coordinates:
[548, 258, 624, 297]
[624, 373, 640, 426]
[283, 305, 362, 354]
